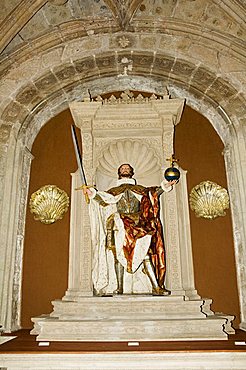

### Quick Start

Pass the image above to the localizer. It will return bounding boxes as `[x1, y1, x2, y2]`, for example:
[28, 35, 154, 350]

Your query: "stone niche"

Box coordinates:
[31, 92, 234, 341]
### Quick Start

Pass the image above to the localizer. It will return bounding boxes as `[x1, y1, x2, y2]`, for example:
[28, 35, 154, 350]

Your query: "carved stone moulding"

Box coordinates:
[189, 181, 229, 220]
[95, 89, 169, 104]
[29, 185, 69, 224]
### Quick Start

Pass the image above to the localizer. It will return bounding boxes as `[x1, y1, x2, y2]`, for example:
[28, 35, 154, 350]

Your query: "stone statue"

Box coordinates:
[84, 164, 177, 296]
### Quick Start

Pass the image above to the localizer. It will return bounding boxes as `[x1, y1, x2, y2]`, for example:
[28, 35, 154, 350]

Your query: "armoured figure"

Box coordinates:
[85, 164, 176, 296]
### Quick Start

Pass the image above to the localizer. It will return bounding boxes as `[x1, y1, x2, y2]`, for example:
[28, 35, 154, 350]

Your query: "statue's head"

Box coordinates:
[118, 164, 134, 179]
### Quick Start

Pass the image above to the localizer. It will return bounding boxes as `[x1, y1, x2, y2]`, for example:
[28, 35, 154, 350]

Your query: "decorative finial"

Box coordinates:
[166, 154, 179, 167]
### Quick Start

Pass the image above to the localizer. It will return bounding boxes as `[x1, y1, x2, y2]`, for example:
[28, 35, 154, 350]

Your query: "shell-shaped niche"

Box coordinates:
[29, 185, 69, 224]
[97, 140, 161, 178]
[189, 181, 229, 220]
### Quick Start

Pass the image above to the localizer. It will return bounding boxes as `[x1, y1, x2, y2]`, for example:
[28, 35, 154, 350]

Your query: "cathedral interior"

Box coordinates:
[0, 0, 246, 368]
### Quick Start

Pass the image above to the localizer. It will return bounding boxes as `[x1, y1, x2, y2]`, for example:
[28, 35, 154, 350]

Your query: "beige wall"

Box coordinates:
[21, 105, 240, 328]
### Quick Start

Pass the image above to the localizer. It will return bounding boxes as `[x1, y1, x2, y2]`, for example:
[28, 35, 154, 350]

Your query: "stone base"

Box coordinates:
[2, 353, 246, 370]
[31, 295, 235, 342]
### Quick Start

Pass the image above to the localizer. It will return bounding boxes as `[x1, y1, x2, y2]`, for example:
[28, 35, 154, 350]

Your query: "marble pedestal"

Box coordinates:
[31, 295, 234, 341]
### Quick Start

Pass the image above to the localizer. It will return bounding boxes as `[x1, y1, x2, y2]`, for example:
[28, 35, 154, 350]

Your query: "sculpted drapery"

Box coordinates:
[87, 165, 173, 296]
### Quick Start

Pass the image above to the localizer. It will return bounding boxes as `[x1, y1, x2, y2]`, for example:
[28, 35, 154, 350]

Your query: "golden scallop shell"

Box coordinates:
[29, 185, 69, 224]
[189, 181, 229, 220]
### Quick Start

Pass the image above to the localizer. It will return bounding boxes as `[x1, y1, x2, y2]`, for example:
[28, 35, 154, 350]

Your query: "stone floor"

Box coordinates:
[0, 329, 246, 369]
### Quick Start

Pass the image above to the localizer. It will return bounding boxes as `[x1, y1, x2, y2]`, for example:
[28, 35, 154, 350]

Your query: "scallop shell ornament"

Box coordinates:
[98, 140, 160, 178]
[29, 185, 69, 224]
[189, 181, 229, 220]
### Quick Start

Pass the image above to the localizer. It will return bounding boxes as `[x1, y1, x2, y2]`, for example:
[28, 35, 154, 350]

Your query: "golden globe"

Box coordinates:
[164, 166, 180, 182]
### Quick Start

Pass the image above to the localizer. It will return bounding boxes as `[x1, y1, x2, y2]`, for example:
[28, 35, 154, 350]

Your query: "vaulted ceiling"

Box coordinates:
[1, 0, 245, 55]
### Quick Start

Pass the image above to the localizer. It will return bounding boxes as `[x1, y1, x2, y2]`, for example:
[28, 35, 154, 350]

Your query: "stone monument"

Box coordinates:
[31, 91, 234, 341]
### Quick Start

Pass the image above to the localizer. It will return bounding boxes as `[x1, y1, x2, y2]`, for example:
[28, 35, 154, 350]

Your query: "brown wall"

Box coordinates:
[21, 104, 240, 328]
[21, 110, 79, 328]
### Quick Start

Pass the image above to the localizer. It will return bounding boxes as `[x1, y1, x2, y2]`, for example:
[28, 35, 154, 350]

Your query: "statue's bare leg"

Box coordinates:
[143, 256, 170, 296]
[113, 259, 124, 294]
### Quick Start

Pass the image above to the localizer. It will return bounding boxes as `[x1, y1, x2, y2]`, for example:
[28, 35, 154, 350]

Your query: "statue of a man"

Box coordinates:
[85, 164, 176, 296]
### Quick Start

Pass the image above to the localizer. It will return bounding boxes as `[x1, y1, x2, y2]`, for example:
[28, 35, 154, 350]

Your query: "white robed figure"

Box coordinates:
[84, 164, 176, 296]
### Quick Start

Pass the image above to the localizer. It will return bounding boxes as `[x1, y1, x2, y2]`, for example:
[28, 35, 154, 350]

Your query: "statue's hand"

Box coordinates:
[164, 179, 178, 188]
[169, 179, 178, 186]
[83, 187, 93, 197]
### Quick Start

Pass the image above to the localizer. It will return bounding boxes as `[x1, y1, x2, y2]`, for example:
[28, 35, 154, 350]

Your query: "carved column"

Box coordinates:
[64, 170, 88, 298]
[176, 169, 199, 299]
[64, 102, 101, 299]
[12, 147, 34, 329]
[223, 130, 246, 330]
[160, 117, 184, 295]
[0, 129, 33, 331]
[150, 102, 199, 298]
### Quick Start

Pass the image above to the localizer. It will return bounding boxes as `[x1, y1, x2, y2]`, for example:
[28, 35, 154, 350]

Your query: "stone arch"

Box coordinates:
[0, 53, 245, 331]
[0, 47, 244, 136]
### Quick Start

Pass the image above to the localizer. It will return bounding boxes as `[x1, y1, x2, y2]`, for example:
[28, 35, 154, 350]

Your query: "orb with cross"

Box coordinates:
[164, 155, 180, 182]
